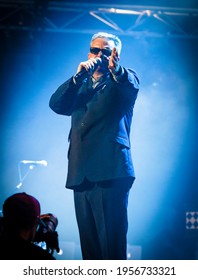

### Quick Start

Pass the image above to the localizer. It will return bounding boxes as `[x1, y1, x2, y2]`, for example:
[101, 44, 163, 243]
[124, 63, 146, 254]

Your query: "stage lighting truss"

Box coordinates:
[0, 1, 198, 39]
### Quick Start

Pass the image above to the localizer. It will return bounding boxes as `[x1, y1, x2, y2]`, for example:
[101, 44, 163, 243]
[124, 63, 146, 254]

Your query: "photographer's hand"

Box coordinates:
[45, 231, 60, 255]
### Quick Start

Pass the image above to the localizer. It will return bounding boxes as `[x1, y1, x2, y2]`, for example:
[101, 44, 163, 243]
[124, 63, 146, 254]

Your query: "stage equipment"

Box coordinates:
[15, 159, 48, 189]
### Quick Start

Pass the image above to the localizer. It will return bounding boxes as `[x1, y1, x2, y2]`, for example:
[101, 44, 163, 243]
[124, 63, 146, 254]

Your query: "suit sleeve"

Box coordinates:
[49, 77, 81, 116]
[110, 67, 140, 106]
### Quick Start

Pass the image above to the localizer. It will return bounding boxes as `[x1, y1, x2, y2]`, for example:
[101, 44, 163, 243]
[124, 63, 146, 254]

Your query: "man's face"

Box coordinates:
[88, 38, 115, 72]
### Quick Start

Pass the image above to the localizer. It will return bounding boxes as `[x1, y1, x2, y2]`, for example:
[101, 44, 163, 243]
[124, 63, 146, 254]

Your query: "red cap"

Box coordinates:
[3, 192, 41, 229]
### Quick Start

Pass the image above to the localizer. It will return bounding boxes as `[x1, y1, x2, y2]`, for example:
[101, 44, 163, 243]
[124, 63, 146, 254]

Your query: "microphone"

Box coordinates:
[74, 57, 102, 81]
[20, 160, 48, 166]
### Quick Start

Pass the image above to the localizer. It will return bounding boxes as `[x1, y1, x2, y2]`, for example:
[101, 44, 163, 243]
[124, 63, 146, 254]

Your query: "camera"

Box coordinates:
[0, 211, 60, 256]
[37, 213, 58, 234]
[34, 213, 60, 254]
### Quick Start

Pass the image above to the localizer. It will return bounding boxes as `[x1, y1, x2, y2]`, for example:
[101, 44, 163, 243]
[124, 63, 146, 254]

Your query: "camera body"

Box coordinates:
[36, 213, 58, 235]
[0, 212, 59, 255]
[34, 213, 59, 254]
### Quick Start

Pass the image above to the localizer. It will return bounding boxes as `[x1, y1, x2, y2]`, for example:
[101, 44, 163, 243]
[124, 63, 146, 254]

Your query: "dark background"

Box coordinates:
[0, 0, 197, 259]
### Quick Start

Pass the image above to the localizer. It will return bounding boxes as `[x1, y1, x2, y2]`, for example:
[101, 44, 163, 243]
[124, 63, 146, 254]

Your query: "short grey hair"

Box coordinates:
[90, 32, 122, 55]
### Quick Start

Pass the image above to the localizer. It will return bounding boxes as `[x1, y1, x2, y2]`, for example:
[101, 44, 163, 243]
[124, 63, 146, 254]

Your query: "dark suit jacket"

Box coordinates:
[49, 68, 139, 189]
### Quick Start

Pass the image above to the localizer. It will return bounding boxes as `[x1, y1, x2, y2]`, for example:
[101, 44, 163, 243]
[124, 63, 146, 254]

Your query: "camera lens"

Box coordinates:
[40, 213, 58, 232]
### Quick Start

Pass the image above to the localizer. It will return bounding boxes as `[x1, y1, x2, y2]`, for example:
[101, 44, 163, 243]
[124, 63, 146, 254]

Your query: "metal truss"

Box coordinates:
[0, 1, 198, 39]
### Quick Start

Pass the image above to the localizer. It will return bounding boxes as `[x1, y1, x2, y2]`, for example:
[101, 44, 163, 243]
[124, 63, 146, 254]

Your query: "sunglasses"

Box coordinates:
[90, 47, 112, 57]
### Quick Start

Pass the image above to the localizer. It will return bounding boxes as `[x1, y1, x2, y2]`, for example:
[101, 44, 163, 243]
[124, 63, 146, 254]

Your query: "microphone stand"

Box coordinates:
[15, 161, 36, 189]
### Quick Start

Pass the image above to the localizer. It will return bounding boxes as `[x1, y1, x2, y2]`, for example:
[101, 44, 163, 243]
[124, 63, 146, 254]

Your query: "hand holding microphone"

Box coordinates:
[73, 48, 122, 84]
[74, 57, 102, 84]
[77, 57, 102, 73]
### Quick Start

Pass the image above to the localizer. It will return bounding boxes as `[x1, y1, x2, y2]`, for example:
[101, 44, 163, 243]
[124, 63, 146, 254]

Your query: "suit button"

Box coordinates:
[81, 122, 85, 127]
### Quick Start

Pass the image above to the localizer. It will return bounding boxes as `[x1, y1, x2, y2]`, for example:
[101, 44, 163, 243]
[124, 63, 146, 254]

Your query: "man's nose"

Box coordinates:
[97, 50, 103, 57]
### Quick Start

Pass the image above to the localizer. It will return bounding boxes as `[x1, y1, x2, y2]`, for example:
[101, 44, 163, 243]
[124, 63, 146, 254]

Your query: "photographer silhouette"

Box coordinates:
[0, 192, 59, 260]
